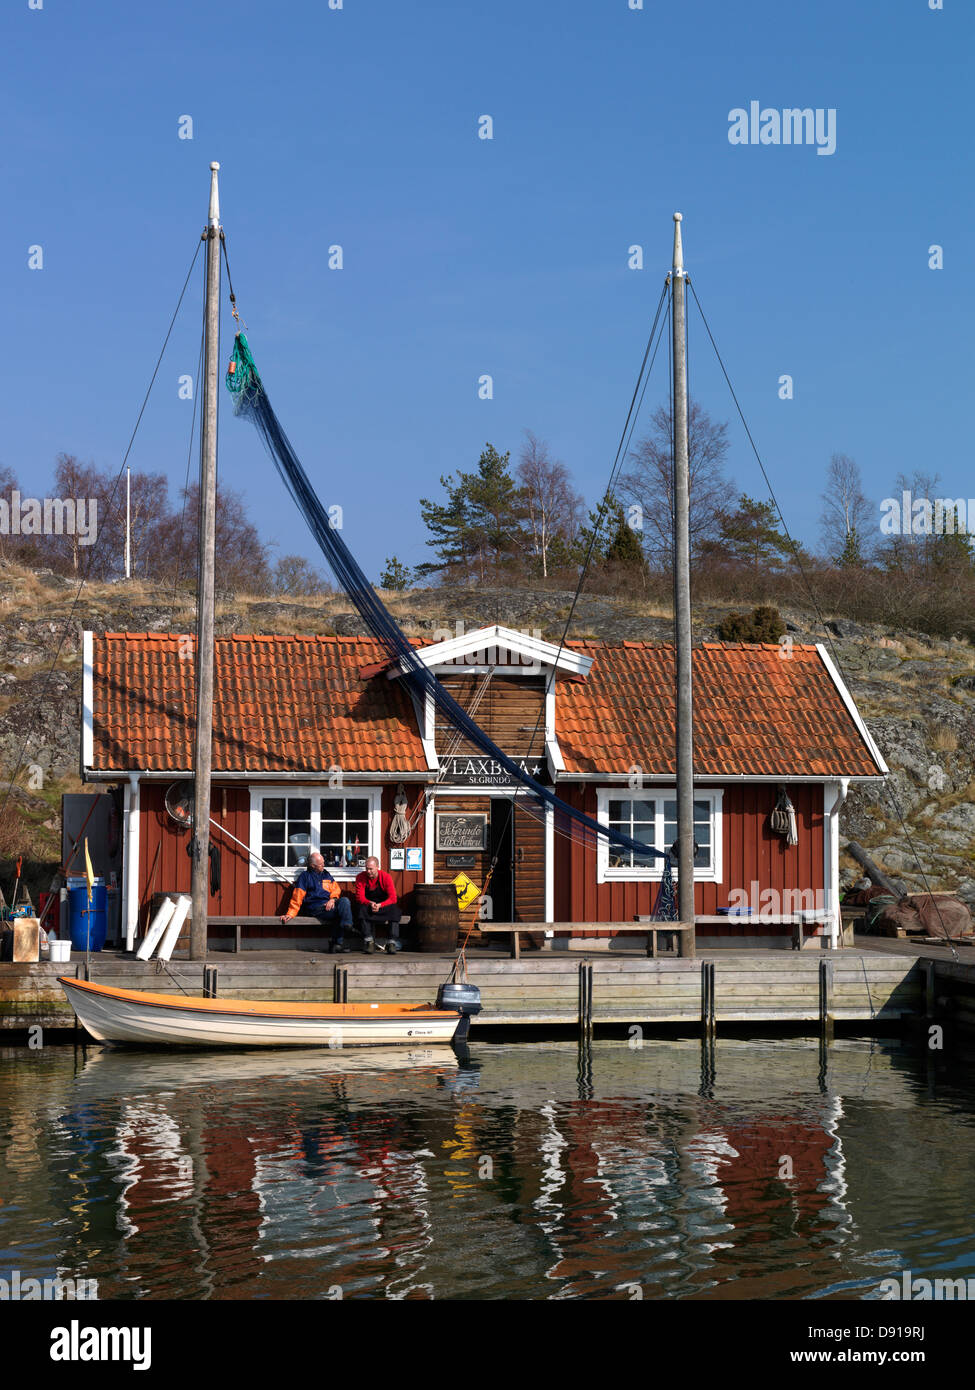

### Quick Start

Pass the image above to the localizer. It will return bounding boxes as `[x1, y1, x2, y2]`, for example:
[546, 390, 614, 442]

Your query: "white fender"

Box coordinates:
[136, 897, 176, 961]
[156, 895, 192, 961]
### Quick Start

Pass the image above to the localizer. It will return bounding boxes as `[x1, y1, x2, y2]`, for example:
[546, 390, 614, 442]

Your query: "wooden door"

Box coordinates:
[514, 802, 546, 922]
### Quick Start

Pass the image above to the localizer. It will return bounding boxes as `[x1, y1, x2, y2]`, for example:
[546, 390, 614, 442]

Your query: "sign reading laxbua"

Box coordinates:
[436, 814, 488, 852]
[441, 756, 545, 786]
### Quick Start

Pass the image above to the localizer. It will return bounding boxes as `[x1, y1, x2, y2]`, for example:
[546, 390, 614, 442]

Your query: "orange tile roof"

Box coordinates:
[557, 640, 881, 777]
[89, 633, 883, 778]
[91, 633, 427, 773]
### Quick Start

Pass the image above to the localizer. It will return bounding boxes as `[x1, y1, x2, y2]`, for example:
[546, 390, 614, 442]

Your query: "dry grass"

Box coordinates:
[931, 726, 959, 752]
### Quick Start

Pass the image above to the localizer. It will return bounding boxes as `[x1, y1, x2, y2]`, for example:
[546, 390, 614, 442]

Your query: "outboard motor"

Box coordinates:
[437, 981, 482, 1016]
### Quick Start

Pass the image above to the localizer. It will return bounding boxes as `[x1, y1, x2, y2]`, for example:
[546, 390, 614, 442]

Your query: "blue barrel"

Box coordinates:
[68, 879, 107, 953]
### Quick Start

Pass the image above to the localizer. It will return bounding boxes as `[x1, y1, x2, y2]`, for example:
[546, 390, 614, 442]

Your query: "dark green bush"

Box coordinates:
[716, 605, 786, 643]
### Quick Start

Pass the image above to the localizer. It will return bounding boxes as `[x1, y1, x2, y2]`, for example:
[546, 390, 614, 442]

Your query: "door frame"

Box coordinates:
[425, 787, 553, 923]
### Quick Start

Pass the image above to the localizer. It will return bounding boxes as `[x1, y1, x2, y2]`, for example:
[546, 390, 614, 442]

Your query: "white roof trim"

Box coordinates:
[815, 643, 889, 775]
[406, 686, 438, 772]
[558, 772, 886, 784]
[82, 630, 94, 774]
[389, 624, 592, 678]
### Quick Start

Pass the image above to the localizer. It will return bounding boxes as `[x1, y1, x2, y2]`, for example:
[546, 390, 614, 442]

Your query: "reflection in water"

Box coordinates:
[1, 1037, 973, 1300]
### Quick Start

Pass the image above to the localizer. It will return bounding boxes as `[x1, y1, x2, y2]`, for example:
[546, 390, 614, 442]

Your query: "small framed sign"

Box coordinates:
[389, 848, 405, 870]
[436, 813, 488, 852]
[446, 854, 476, 869]
[405, 847, 423, 872]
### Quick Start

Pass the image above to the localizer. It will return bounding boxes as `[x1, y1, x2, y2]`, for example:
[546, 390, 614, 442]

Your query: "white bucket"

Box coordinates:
[49, 939, 71, 962]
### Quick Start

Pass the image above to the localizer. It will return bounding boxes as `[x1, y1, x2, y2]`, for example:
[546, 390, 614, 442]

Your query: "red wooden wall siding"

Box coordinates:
[137, 779, 825, 935]
[138, 782, 426, 937]
[552, 783, 825, 936]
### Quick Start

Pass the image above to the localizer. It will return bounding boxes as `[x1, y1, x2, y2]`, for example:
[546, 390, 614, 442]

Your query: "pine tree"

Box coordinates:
[718, 494, 794, 573]
[604, 504, 647, 572]
[836, 527, 864, 568]
[378, 556, 411, 589]
[379, 556, 413, 590]
[417, 444, 526, 581]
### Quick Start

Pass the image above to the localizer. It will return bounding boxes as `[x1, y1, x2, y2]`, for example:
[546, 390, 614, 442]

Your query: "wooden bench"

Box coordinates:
[208, 914, 411, 953]
[479, 921, 695, 960]
[689, 913, 831, 951]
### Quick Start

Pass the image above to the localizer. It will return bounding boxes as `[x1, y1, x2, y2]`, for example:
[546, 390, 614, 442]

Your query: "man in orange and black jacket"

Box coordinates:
[280, 851, 358, 953]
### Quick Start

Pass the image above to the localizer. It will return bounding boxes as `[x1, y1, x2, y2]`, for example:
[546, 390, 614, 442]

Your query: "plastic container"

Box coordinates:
[68, 879, 107, 953]
[49, 939, 72, 962]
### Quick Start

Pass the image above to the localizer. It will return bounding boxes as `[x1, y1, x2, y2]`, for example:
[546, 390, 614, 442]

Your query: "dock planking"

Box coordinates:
[0, 946, 931, 1033]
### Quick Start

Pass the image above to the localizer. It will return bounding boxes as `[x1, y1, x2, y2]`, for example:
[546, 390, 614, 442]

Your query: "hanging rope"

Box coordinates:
[388, 784, 411, 845]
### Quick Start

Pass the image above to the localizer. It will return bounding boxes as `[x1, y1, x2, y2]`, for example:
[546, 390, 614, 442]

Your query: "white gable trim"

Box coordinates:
[391, 624, 592, 679]
[406, 686, 438, 771]
[815, 644, 889, 775]
[82, 630, 94, 774]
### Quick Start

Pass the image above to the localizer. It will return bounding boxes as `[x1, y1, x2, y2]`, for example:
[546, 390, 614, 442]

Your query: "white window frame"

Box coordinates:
[248, 786, 383, 885]
[595, 788, 723, 884]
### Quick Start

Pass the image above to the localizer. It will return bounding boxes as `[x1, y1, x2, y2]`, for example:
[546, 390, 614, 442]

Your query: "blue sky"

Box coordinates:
[2, 0, 970, 584]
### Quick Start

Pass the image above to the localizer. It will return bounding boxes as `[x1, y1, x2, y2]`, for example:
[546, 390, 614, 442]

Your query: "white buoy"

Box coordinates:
[136, 897, 176, 961]
[156, 895, 192, 961]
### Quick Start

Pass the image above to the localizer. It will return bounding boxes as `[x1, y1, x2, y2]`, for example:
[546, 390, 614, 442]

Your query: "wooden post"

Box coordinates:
[819, 957, 834, 1041]
[333, 964, 348, 1004]
[203, 966, 218, 998]
[924, 960, 936, 1018]
[190, 162, 222, 961]
[701, 960, 715, 1040]
[671, 214, 696, 957]
[578, 960, 593, 1039]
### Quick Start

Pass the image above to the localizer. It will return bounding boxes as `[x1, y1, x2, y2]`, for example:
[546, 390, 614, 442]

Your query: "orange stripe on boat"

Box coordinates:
[59, 976, 453, 1020]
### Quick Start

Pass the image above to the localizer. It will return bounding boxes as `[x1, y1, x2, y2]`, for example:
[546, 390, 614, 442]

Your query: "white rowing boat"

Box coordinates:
[60, 976, 469, 1048]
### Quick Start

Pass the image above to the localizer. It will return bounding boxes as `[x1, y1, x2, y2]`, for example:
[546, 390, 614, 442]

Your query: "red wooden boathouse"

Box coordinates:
[81, 623, 886, 951]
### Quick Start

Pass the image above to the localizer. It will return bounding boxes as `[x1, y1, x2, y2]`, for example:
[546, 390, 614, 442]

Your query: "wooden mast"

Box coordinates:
[671, 213, 696, 956]
[190, 162, 222, 960]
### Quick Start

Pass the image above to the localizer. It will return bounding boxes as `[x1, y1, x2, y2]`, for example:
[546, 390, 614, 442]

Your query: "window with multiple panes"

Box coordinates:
[259, 796, 312, 870]
[317, 796, 372, 870]
[597, 790, 722, 881]
[249, 788, 382, 882]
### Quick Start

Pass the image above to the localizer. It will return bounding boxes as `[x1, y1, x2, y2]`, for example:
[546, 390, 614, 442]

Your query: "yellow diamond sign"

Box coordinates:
[452, 872, 481, 911]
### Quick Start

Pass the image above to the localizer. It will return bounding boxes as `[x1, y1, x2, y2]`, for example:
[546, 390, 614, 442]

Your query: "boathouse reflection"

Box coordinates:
[1, 1039, 969, 1300]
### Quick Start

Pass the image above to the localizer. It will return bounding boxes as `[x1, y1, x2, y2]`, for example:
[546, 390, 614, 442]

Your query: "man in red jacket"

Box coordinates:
[355, 856, 402, 954]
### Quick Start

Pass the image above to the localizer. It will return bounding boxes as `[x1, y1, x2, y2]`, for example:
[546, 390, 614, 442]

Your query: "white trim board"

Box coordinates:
[81, 630, 94, 773]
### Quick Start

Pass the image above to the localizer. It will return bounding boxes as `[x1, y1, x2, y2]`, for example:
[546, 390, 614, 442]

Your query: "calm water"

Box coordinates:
[1, 1036, 973, 1301]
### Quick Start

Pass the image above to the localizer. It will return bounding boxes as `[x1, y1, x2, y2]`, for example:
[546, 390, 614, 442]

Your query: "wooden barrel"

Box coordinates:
[414, 883, 460, 953]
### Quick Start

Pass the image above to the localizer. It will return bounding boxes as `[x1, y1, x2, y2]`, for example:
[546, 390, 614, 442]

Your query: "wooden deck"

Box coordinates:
[0, 945, 931, 1033]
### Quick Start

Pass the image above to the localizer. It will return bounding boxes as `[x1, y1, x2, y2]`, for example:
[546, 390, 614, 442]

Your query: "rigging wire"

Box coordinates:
[0, 237, 204, 831]
[687, 278, 959, 959]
